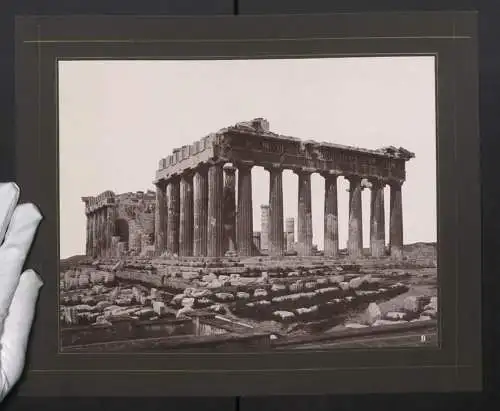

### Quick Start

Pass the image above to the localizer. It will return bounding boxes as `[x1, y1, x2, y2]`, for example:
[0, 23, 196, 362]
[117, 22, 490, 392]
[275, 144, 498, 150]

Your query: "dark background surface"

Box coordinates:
[0, 0, 498, 410]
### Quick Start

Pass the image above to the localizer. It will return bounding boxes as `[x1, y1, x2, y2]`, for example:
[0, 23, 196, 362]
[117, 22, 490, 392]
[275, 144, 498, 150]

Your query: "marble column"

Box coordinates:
[95, 209, 102, 257]
[179, 170, 194, 256]
[193, 165, 209, 257]
[253, 232, 261, 251]
[347, 175, 363, 259]
[323, 172, 339, 258]
[100, 208, 106, 257]
[106, 206, 116, 258]
[104, 208, 110, 256]
[154, 182, 166, 255]
[104, 208, 109, 256]
[285, 217, 295, 253]
[94, 209, 99, 257]
[389, 180, 404, 259]
[223, 164, 237, 254]
[267, 165, 285, 256]
[370, 178, 386, 258]
[100, 208, 106, 256]
[166, 176, 180, 256]
[260, 205, 270, 252]
[207, 161, 225, 257]
[92, 211, 98, 257]
[91, 212, 98, 257]
[236, 161, 254, 256]
[295, 168, 313, 256]
[111, 236, 120, 258]
[85, 214, 91, 256]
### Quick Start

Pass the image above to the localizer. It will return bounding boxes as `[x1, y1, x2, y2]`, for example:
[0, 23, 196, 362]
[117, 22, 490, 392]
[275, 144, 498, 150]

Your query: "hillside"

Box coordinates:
[60, 255, 87, 272]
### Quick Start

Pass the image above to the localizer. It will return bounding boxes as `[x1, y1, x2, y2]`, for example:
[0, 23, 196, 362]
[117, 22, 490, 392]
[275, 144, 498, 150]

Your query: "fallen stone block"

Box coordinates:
[385, 311, 407, 321]
[421, 308, 437, 319]
[182, 271, 199, 280]
[236, 292, 250, 299]
[403, 295, 431, 313]
[365, 302, 382, 325]
[181, 297, 195, 307]
[423, 296, 438, 311]
[206, 279, 224, 289]
[372, 319, 407, 326]
[215, 292, 234, 301]
[339, 282, 350, 291]
[328, 274, 345, 284]
[345, 323, 368, 329]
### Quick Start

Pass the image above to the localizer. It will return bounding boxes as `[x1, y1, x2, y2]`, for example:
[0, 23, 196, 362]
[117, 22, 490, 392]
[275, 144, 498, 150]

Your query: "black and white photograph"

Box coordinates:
[58, 56, 439, 353]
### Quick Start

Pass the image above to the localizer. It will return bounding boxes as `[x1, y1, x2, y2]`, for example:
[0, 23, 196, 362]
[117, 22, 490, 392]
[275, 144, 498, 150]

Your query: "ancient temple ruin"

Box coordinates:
[152, 118, 415, 259]
[82, 190, 156, 258]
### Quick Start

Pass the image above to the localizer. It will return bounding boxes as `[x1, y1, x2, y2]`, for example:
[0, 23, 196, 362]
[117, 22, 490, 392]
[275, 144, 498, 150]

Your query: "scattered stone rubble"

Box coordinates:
[345, 295, 437, 329]
[61, 255, 437, 337]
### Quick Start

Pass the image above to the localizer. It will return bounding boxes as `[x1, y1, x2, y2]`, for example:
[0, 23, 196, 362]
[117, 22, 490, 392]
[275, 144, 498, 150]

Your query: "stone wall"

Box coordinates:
[83, 190, 156, 258]
[114, 191, 155, 256]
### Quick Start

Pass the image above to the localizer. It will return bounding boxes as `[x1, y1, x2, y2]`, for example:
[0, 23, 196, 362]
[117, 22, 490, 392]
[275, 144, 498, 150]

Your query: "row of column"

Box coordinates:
[155, 160, 257, 258]
[154, 162, 404, 259]
[85, 206, 116, 257]
[326, 173, 403, 259]
[255, 167, 403, 259]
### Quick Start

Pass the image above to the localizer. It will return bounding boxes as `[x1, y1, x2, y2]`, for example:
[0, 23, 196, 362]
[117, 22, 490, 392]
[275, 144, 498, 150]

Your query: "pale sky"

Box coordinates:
[58, 56, 437, 259]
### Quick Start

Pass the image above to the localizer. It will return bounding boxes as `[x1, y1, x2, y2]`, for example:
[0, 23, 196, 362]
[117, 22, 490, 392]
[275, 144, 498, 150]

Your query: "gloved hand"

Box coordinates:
[0, 183, 43, 401]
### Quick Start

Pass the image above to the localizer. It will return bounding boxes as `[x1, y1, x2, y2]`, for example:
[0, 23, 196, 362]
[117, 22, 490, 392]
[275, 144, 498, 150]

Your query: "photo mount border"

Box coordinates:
[14, 11, 481, 396]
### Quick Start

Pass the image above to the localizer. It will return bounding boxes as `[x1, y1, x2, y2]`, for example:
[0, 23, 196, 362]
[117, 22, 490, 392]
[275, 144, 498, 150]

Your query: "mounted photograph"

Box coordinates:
[58, 56, 438, 353]
[15, 12, 481, 396]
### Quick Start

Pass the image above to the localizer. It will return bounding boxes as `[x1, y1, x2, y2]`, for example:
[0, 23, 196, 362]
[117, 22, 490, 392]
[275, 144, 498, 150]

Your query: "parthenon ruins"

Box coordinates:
[151, 118, 414, 260]
[82, 118, 414, 260]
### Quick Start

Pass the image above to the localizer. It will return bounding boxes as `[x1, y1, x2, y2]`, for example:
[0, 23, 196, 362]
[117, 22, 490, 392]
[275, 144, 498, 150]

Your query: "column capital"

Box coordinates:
[368, 176, 387, 188]
[166, 174, 181, 184]
[388, 179, 403, 189]
[293, 166, 316, 176]
[234, 160, 255, 170]
[344, 174, 362, 184]
[207, 157, 226, 167]
[264, 163, 284, 173]
[154, 179, 167, 189]
[193, 162, 210, 174]
[180, 168, 195, 179]
[320, 170, 341, 179]
[223, 163, 237, 174]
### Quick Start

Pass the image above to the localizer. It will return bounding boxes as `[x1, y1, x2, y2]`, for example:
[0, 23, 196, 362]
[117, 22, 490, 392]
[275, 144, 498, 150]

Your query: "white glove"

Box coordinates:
[0, 183, 43, 401]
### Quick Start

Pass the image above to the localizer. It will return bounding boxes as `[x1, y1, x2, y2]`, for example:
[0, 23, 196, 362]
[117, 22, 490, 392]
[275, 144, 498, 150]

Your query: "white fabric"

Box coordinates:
[0, 182, 43, 401]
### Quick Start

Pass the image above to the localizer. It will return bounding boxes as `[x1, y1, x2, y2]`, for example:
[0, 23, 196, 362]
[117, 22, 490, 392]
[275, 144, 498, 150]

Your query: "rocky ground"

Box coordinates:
[337, 266, 437, 330]
[60, 243, 437, 347]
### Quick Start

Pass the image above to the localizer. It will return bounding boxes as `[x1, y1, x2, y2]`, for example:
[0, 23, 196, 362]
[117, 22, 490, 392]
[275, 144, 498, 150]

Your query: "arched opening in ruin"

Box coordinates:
[115, 218, 129, 243]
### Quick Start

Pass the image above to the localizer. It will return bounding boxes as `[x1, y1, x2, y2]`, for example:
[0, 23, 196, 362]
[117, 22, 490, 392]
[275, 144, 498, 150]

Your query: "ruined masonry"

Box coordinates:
[83, 118, 414, 260]
[82, 190, 156, 258]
